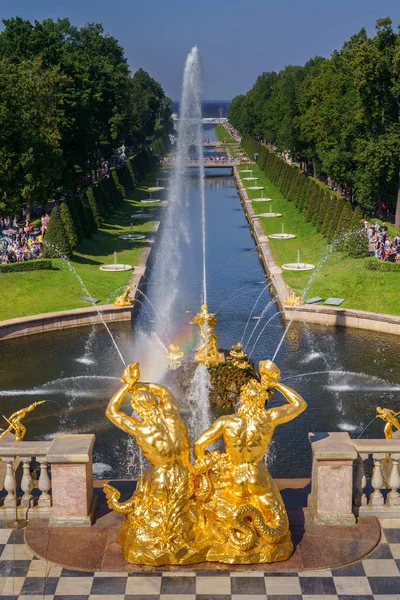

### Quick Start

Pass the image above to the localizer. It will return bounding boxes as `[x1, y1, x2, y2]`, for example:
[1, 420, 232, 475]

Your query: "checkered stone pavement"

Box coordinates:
[1, 523, 400, 599]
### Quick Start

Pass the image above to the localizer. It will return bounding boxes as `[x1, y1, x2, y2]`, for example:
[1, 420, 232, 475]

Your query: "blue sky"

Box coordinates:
[2, 0, 400, 100]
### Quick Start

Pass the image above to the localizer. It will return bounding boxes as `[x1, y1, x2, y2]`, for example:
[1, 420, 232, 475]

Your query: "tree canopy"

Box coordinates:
[229, 17, 400, 224]
[0, 17, 172, 214]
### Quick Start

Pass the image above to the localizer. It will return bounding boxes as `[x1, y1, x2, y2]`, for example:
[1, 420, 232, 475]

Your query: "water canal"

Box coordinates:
[1, 124, 400, 480]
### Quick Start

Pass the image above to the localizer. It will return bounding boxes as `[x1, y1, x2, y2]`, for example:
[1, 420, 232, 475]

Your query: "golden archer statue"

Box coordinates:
[0, 401, 46, 442]
[377, 406, 400, 439]
[192, 304, 224, 365]
[105, 360, 307, 565]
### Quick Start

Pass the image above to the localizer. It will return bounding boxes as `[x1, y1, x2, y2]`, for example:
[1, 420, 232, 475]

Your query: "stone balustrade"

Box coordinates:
[0, 433, 95, 526]
[3, 430, 400, 529]
[308, 432, 400, 525]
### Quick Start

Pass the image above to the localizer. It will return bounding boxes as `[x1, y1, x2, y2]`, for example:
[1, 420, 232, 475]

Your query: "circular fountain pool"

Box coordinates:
[269, 234, 297, 239]
[282, 262, 316, 271]
[119, 234, 146, 240]
[99, 264, 133, 272]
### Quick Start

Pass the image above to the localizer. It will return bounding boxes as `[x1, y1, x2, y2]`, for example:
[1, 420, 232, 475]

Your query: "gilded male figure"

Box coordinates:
[193, 360, 307, 563]
[104, 363, 201, 565]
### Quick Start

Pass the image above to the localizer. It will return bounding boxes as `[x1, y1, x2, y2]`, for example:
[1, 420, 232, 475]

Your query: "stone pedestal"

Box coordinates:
[307, 432, 357, 526]
[47, 434, 96, 527]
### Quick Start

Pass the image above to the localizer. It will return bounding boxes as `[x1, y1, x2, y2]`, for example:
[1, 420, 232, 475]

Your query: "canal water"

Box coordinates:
[1, 125, 400, 480]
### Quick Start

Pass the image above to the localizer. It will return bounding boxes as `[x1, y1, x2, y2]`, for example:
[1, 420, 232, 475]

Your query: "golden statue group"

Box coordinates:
[104, 356, 307, 565]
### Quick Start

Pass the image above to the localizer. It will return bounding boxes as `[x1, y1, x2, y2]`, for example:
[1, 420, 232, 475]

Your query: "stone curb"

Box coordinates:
[233, 167, 400, 336]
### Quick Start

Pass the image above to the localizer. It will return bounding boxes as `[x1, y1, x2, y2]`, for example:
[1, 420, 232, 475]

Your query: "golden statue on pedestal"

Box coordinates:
[228, 342, 251, 369]
[285, 287, 303, 307]
[377, 407, 400, 439]
[0, 401, 46, 442]
[104, 363, 201, 565]
[104, 359, 307, 565]
[192, 304, 224, 365]
[115, 287, 133, 307]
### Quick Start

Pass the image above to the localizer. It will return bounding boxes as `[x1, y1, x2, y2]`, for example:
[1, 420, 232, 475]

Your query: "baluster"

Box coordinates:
[388, 455, 400, 506]
[371, 457, 385, 506]
[37, 458, 52, 507]
[20, 456, 34, 507]
[3, 458, 16, 507]
[354, 456, 367, 507]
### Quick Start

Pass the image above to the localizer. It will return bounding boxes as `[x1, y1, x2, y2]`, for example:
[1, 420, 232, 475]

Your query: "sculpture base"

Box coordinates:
[24, 504, 381, 572]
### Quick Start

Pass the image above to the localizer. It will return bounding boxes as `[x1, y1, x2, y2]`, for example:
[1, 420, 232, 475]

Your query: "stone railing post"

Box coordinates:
[307, 432, 357, 526]
[46, 434, 96, 527]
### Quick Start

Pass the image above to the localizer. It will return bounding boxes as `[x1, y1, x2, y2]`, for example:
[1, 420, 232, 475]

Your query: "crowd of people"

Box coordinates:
[367, 221, 400, 262]
[224, 123, 241, 141]
[0, 215, 46, 264]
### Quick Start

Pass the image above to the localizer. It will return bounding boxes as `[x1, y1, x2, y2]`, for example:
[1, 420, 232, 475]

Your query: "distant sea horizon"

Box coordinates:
[173, 100, 231, 118]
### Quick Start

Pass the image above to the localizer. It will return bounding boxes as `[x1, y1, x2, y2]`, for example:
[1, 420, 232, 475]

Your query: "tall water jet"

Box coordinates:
[150, 46, 206, 339]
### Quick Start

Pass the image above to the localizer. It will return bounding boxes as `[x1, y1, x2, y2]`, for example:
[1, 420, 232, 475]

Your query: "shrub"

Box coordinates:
[42, 207, 72, 259]
[111, 168, 127, 199]
[85, 188, 103, 227]
[0, 259, 53, 273]
[346, 228, 369, 258]
[365, 258, 400, 271]
[60, 202, 79, 249]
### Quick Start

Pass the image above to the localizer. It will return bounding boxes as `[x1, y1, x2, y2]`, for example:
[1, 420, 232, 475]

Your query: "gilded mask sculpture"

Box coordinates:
[104, 360, 307, 565]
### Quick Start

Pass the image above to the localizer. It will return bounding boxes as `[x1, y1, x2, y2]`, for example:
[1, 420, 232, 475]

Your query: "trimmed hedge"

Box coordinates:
[0, 259, 53, 273]
[242, 134, 365, 257]
[365, 258, 400, 271]
[42, 207, 72, 259]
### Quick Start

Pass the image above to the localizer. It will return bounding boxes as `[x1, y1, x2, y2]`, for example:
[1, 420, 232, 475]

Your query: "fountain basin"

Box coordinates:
[242, 177, 258, 181]
[269, 234, 296, 239]
[258, 213, 283, 218]
[282, 263, 316, 271]
[247, 186, 264, 191]
[99, 264, 133, 272]
[147, 186, 165, 192]
[253, 198, 272, 202]
[240, 169, 253, 173]
[119, 234, 146, 240]
[141, 199, 161, 203]
[133, 213, 152, 218]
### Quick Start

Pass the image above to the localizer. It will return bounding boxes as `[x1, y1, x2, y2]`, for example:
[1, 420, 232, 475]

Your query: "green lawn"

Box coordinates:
[215, 125, 241, 157]
[238, 164, 400, 316]
[1, 173, 163, 320]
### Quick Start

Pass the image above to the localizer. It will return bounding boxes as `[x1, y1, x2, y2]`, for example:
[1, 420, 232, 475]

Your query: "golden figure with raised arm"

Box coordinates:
[376, 406, 400, 439]
[192, 304, 224, 365]
[193, 359, 307, 563]
[0, 401, 46, 442]
[105, 360, 307, 565]
[103, 363, 203, 565]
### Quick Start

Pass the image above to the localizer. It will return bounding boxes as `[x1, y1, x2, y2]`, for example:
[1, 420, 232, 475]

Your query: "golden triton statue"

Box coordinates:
[105, 360, 307, 565]
[228, 342, 251, 369]
[104, 363, 205, 565]
[192, 359, 307, 563]
[377, 406, 400, 439]
[192, 304, 224, 365]
[115, 287, 133, 307]
[0, 401, 46, 442]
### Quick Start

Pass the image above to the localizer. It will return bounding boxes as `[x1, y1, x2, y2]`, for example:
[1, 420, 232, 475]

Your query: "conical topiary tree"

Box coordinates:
[60, 202, 79, 249]
[43, 207, 72, 259]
